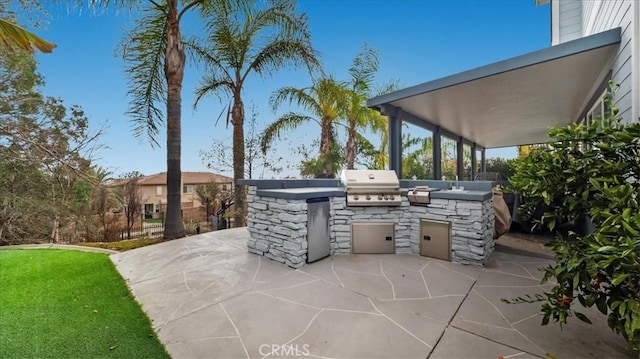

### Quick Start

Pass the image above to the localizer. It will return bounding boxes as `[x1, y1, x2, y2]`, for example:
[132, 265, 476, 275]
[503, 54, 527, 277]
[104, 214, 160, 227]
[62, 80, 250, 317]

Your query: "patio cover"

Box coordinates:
[367, 27, 621, 149]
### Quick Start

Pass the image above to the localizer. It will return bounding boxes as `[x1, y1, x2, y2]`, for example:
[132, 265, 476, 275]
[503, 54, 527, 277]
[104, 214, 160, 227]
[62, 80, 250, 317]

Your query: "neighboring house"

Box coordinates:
[139, 172, 234, 215]
[367, 0, 639, 179]
[110, 172, 233, 216]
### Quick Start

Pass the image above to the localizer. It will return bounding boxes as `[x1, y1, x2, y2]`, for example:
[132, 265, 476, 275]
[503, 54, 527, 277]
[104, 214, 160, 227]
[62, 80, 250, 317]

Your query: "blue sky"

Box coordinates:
[32, 0, 550, 178]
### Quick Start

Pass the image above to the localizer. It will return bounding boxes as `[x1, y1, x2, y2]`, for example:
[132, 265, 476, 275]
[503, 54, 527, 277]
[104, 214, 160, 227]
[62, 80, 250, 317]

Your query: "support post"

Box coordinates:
[481, 149, 486, 174]
[386, 107, 403, 178]
[433, 127, 441, 180]
[471, 143, 477, 180]
[456, 137, 464, 180]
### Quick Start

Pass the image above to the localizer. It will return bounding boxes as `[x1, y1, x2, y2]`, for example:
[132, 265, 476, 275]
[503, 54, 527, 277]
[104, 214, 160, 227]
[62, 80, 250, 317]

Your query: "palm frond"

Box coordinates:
[261, 112, 313, 154]
[246, 38, 319, 82]
[118, 6, 167, 147]
[0, 18, 55, 53]
[269, 86, 319, 114]
[349, 44, 378, 94]
[194, 75, 234, 108]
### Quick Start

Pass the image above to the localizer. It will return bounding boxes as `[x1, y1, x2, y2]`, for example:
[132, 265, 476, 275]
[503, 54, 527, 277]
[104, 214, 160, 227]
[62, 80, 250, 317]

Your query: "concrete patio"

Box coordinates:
[111, 228, 634, 358]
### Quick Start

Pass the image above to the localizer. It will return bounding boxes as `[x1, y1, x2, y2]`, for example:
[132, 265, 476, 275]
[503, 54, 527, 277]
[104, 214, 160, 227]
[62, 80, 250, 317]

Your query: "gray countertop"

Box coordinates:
[256, 187, 344, 200]
[255, 186, 491, 202]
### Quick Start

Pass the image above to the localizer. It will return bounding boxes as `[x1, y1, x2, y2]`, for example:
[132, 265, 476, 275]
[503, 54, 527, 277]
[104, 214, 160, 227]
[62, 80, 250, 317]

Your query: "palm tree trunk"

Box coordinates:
[345, 121, 357, 169]
[232, 92, 246, 227]
[319, 116, 334, 178]
[319, 116, 332, 156]
[163, 0, 186, 239]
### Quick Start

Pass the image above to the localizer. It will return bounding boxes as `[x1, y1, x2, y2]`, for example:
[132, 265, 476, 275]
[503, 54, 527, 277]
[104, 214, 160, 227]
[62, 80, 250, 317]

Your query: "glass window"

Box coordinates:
[156, 186, 162, 196]
[183, 185, 193, 194]
[222, 184, 228, 191]
[584, 90, 607, 127]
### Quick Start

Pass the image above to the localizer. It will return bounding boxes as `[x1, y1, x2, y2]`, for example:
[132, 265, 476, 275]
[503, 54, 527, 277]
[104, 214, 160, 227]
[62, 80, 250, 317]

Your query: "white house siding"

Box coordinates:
[558, 0, 583, 43]
[558, 0, 637, 124]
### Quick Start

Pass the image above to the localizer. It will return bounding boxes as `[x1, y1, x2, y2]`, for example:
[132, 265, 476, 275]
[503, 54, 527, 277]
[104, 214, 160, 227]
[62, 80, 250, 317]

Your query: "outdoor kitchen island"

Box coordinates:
[239, 175, 495, 269]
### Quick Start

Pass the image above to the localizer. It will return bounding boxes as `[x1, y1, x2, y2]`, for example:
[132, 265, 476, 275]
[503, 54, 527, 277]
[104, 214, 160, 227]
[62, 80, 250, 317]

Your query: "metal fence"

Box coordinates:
[73, 223, 165, 243]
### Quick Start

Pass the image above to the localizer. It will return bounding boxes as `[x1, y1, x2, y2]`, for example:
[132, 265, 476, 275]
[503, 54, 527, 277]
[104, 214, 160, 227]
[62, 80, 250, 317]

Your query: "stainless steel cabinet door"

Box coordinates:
[352, 222, 395, 254]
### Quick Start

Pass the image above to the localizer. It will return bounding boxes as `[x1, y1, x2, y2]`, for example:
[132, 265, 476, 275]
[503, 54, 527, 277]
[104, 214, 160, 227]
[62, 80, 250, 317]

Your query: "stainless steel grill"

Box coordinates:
[343, 170, 401, 206]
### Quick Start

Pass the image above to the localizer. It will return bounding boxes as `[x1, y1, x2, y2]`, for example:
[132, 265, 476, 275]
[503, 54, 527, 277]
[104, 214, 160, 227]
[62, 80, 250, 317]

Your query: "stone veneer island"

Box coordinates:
[239, 179, 495, 268]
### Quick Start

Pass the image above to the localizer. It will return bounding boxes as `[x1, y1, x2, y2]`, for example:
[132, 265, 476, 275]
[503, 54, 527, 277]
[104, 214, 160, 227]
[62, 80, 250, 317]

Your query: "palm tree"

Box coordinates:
[342, 45, 389, 170]
[0, 18, 55, 53]
[193, 0, 319, 226]
[261, 77, 345, 178]
[119, 0, 213, 239]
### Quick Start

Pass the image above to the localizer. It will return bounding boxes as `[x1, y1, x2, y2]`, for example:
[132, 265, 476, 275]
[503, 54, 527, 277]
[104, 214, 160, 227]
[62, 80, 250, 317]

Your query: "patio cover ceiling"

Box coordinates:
[367, 28, 621, 148]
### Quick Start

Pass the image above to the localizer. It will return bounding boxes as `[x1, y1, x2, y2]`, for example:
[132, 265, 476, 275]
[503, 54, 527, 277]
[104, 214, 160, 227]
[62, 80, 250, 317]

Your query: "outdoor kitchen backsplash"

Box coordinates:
[246, 186, 494, 267]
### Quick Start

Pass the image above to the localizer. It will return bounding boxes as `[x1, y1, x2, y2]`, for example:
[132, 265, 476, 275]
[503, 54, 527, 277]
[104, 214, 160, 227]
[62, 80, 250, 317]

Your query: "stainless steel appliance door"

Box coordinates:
[351, 222, 395, 254]
[306, 197, 330, 263]
[419, 219, 451, 261]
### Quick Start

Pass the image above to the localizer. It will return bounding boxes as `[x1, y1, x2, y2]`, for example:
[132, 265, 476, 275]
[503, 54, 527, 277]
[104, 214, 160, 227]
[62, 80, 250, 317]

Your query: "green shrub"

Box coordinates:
[507, 83, 639, 353]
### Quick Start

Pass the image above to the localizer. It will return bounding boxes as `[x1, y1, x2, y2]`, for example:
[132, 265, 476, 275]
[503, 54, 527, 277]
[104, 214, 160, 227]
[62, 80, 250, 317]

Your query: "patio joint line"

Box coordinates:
[482, 269, 543, 281]
[429, 276, 478, 355]
[420, 262, 432, 298]
[220, 303, 250, 359]
[460, 319, 517, 331]
[128, 250, 247, 285]
[367, 298, 433, 349]
[331, 260, 346, 288]
[379, 260, 397, 300]
[381, 257, 430, 272]
[160, 286, 257, 328]
[513, 263, 538, 279]
[250, 256, 262, 282]
[183, 271, 196, 297]
[503, 352, 528, 358]
[259, 278, 320, 292]
[472, 289, 547, 355]
[269, 309, 324, 359]
[257, 291, 321, 310]
[297, 268, 344, 289]
[333, 267, 384, 277]
[511, 313, 541, 326]
[434, 261, 478, 281]
[450, 326, 545, 359]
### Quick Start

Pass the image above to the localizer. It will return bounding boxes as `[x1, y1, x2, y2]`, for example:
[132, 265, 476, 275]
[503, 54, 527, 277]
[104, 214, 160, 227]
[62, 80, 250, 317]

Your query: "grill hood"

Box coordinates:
[341, 170, 401, 206]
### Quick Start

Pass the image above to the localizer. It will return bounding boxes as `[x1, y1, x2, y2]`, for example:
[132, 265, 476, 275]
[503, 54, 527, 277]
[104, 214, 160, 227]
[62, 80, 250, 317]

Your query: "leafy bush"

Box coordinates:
[485, 157, 516, 180]
[507, 84, 640, 353]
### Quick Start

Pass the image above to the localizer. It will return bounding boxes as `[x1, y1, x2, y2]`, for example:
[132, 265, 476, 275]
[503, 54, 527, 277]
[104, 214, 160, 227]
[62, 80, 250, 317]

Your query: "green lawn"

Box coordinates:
[0, 249, 169, 358]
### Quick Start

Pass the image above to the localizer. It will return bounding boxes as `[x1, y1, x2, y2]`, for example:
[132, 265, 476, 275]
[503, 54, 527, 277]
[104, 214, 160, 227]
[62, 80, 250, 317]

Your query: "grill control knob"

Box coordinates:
[378, 195, 383, 200]
[390, 195, 395, 200]
[366, 195, 371, 200]
[354, 195, 359, 200]
[384, 195, 389, 200]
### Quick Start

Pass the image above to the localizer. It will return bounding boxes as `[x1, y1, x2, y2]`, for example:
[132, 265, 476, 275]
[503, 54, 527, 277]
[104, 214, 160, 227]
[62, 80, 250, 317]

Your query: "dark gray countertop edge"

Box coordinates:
[240, 179, 494, 191]
[256, 189, 345, 200]
[255, 188, 491, 201]
[429, 191, 492, 202]
[239, 179, 341, 189]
